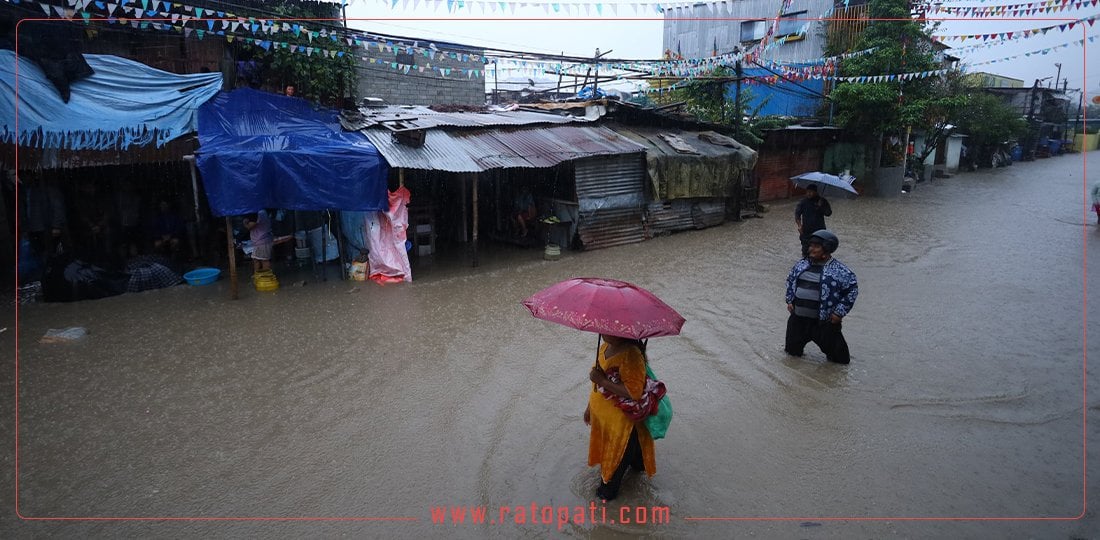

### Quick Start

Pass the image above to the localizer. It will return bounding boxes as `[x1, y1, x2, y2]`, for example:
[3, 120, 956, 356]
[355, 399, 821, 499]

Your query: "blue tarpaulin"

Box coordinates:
[196, 88, 390, 217]
[0, 50, 223, 150]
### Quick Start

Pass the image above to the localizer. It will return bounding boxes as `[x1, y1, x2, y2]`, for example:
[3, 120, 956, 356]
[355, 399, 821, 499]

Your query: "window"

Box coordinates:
[740, 20, 766, 42]
[776, 10, 808, 39]
[396, 50, 415, 66]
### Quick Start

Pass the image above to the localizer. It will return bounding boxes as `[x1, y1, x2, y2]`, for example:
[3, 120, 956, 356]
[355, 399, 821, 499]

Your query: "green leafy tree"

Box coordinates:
[669, 66, 781, 147]
[234, 3, 358, 106]
[829, 0, 947, 164]
[954, 92, 1028, 151]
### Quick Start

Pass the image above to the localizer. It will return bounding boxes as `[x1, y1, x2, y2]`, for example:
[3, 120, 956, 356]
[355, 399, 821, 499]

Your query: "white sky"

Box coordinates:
[343, 1, 1098, 101]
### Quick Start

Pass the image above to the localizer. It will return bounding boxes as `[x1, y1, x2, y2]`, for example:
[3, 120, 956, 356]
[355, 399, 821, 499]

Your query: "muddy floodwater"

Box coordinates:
[3, 152, 1099, 539]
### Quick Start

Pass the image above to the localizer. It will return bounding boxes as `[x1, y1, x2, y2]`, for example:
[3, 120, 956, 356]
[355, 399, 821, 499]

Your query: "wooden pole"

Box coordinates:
[494, 171, 501, 232]
[460, 173, 468, 243]
[225, 216, 238, 300]
[471, 173, 479, 267]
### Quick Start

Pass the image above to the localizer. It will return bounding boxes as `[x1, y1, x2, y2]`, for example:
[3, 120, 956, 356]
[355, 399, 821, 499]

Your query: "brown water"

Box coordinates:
[3, 152, 1099, 538]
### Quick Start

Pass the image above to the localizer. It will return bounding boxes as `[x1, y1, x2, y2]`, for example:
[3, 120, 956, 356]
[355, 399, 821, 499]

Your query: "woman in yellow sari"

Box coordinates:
[583, 334, 656, 501]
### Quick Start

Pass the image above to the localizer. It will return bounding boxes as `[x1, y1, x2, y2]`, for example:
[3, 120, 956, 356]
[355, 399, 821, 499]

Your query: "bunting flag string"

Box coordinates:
[372, 0, 708, 15]
[962, 34, 1094, 67]
[831, 67, 961, 84]
[5, 0, 496, 66]
[932, 0, 1098, 17]
[931, 10, 1100, 41]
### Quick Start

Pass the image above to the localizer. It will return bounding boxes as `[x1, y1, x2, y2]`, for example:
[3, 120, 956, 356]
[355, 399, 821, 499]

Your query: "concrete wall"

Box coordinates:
[945, 135, 966, 172]
[358, 47, 486, 106]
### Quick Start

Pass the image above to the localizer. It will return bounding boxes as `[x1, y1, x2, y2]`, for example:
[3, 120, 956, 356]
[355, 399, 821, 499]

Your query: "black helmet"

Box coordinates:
[808, 229, 839, 253]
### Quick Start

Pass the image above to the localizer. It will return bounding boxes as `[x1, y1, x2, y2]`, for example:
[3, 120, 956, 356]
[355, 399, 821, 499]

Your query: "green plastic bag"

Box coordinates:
[644, 364, 672, 440]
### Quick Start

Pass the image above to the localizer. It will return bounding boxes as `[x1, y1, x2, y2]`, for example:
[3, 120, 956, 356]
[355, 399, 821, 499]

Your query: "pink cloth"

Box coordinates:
[367, 187, 412, 283]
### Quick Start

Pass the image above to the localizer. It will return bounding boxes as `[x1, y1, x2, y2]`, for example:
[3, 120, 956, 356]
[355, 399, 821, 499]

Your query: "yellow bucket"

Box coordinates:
[253, 270, 279, 292]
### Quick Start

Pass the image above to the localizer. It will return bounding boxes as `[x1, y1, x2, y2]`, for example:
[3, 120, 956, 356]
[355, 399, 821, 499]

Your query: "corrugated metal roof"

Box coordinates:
[363, 125, 646, 172]
[342, 106, 585, 131]
[612, 126, 756, 160]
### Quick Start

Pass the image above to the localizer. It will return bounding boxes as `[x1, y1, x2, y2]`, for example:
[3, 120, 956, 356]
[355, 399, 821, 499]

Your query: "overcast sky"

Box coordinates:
[344, 1, 1097, 101]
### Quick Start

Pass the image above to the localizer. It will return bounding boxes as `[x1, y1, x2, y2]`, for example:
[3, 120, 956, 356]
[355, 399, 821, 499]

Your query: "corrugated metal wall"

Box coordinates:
[574, 154, 647, 250]
[757, 146, 825, 202]
[662, 0, 833, 62]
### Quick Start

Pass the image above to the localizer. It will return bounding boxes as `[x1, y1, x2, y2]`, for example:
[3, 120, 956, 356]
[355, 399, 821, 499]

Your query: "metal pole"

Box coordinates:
[493, 60, 499, 105]
[225, 216, 238, 300]
[734, 49, 742, 135]
[321, 211, 328, 282]
[184, 155, 202, 227]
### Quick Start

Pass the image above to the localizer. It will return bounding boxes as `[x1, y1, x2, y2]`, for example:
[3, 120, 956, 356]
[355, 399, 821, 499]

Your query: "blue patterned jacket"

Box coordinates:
[785, 257, 859, 320]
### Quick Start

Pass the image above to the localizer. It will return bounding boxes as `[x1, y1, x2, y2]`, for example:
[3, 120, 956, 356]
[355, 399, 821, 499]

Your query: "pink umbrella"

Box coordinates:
[522, 277, 686, 340]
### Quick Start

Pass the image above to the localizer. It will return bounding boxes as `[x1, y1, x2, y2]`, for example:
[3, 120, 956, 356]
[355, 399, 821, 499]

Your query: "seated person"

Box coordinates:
[512, 188, 537, 237]
[149, 200, 184, 258]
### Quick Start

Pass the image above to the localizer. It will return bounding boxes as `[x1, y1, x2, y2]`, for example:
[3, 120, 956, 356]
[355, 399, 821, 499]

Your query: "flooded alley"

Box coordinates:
[3, 151, 1098, 539]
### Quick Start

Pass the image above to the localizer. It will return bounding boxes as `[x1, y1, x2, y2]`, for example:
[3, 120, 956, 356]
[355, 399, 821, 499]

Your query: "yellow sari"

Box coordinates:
[587, 342, 656, 482]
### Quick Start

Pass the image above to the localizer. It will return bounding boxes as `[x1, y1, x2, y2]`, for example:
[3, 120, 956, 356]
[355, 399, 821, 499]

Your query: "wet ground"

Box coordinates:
[2, 151, 1099, 538]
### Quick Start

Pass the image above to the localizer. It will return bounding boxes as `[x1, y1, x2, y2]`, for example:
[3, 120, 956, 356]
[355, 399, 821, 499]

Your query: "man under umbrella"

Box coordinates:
[794, 184, 832, 258]
[784, 230, 858, 364]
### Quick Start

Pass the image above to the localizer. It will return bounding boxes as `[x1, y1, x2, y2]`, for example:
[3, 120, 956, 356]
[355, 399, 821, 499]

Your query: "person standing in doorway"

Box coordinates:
[21, 174, 67, 260]
[512, 188, 537, 238]
[784, 229, 858, 364]
[794, 184, 832, 258]
[243, 210, 273, 274]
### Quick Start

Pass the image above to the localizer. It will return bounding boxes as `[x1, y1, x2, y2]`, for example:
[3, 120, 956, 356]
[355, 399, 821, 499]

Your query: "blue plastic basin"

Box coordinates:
[183, 267, 221, 286]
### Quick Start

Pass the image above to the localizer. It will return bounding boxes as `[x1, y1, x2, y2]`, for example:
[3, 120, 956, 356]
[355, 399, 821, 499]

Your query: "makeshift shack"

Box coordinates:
[1, 50, 222, 299]
[611, 127, 757, 235]
[195, 88, 394, 292]
[340, 105, 649, 262]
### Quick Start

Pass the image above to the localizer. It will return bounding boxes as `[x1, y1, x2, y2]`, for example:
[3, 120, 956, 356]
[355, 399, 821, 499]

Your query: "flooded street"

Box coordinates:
[3, 151, 1099, 538]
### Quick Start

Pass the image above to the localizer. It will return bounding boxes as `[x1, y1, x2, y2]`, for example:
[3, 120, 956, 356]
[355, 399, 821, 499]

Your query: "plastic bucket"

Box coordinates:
[252, 270, 279, 291]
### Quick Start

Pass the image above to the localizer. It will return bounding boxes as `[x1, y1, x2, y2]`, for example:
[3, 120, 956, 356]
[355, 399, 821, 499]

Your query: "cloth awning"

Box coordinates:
[0, 50, 222, 150]
[612, 127, 758, 199]
[196, 88, 390, 217]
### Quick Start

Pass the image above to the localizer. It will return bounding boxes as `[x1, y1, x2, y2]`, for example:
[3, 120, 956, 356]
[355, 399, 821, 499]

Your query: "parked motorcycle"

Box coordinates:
[991, 140, 1018, 168]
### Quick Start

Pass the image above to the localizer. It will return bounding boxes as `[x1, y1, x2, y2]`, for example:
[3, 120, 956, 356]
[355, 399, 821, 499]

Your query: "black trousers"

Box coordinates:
[785, 314, 850, 364]
[597, 428, 644, 501]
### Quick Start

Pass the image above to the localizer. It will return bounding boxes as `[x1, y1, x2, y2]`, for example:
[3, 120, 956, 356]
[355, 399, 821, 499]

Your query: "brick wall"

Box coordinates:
[756, 146, 825, 202]
[358, 48, 486, 106]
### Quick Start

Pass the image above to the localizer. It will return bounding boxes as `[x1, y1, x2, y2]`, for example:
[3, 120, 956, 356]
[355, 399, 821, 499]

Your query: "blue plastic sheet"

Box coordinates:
[0, 50, 222, 150]
[196, 88, 390, 217]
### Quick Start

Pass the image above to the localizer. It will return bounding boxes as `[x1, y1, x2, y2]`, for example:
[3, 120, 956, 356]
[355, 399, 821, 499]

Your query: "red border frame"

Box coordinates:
[8, 8, 1086, 523]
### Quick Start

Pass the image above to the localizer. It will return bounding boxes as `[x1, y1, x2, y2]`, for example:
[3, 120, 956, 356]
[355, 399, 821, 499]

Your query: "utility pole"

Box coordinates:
[555, 51, 564, 100]
[591, 48, 612, 98]
[734, 46, 742, 139]
[1054, 63, 1062, 89]
[593, 48, 600, 97]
